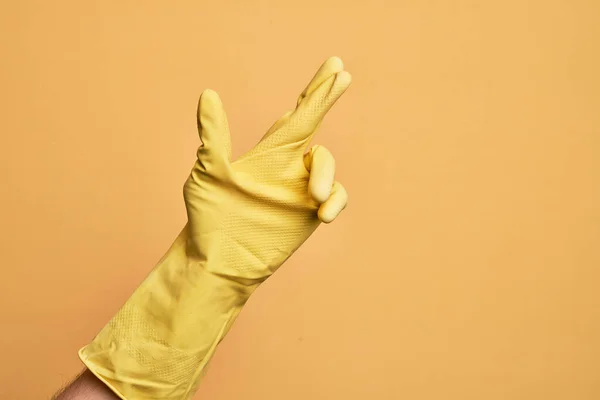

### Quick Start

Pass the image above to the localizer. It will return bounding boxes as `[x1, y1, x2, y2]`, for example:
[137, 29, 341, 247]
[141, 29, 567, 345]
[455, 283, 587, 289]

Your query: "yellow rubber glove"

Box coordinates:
[78, 57, 351, 400]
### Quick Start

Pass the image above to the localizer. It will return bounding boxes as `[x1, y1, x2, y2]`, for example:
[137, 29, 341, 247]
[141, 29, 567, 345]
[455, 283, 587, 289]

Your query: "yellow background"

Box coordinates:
[1, 1, 599, 399]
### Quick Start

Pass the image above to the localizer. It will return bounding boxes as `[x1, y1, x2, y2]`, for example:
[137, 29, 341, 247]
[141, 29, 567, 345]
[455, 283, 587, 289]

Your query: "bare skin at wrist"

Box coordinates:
[53, 369, 120, 400]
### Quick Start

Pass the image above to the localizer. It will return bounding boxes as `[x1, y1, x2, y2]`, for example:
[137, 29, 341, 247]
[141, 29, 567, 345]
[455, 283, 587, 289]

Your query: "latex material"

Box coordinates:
[78, 57, 351, 400]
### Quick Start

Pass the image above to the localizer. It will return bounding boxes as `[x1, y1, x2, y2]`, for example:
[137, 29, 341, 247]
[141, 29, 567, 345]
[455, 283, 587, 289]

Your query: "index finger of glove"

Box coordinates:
[266, 70, 351, 151]
[297, 56, 345, 106]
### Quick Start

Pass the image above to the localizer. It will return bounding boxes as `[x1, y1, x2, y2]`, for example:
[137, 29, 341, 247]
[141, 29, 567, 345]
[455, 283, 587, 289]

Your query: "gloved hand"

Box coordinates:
[79, 57, 351, 400]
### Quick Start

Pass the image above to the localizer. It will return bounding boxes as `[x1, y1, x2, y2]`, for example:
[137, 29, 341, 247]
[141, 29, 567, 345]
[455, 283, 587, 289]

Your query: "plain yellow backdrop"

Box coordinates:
[1, 1, 599, 399]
